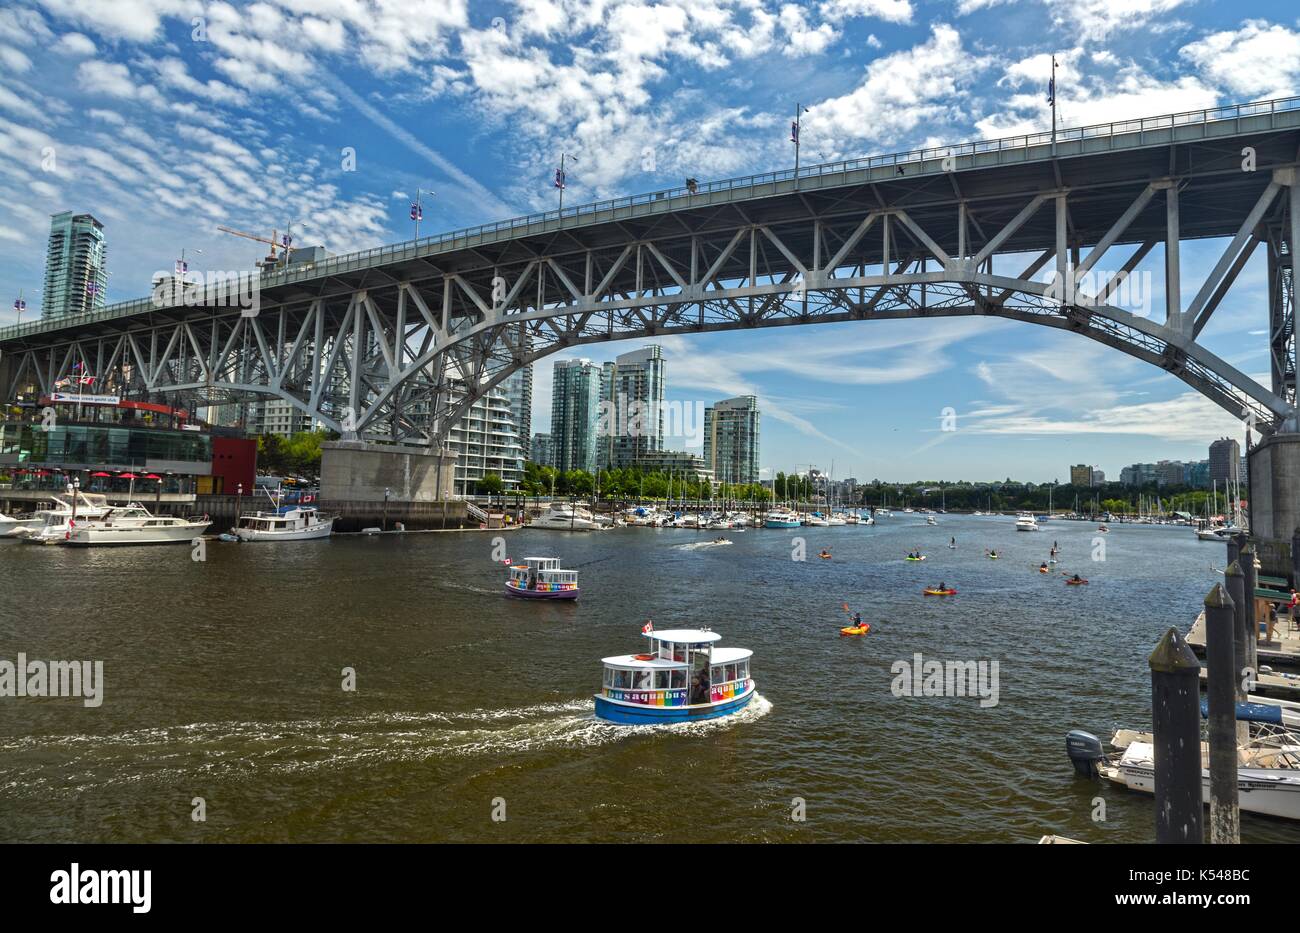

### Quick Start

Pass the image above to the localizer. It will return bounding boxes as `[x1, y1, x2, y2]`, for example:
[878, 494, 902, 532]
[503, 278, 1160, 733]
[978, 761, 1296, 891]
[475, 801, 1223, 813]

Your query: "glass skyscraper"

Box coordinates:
[704, 395, 760, 484]
[551, 359, 602, 473]
[501, 364, 533, 459]
[42, 212, 107, 318]
[607, 346, 665, 470]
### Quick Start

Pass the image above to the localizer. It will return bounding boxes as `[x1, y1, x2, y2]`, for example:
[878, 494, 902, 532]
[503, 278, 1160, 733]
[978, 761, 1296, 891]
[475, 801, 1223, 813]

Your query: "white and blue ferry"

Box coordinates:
[595, 626, 755, 724]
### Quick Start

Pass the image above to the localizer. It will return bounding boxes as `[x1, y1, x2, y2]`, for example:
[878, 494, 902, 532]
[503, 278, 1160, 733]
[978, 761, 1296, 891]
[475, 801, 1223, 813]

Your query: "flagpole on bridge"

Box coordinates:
[792, 103, 809, 186]
[1048, 55, 1058, 157]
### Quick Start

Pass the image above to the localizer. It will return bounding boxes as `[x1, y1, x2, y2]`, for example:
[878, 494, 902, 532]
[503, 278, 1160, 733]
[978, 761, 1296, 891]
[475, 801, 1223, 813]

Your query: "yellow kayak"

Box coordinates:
[840, 625, 870, 636]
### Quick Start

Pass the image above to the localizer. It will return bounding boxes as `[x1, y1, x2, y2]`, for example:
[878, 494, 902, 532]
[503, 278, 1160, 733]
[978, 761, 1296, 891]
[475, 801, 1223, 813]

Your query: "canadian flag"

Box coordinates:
[642, 620, 654, 634]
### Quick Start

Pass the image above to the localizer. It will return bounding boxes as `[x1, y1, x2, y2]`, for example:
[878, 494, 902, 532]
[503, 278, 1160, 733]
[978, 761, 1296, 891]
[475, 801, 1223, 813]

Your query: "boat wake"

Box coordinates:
[674, 540, 733, 551]
[0, 695, 773, 794]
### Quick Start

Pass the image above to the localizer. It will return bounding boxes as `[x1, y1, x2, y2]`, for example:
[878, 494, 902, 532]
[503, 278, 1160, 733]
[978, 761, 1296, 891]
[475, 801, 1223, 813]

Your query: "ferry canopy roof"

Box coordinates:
[601, 655, 688, 670]
[710, 647, 753, 664]
[644, 629, 721, 643]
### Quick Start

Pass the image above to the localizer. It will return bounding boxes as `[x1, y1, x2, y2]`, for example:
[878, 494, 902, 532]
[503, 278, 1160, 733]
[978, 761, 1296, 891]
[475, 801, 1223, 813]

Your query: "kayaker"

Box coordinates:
[853, 612, 863, 628]
[950, 537, 956, 547]
[1039, 561, 1048, 571]
[937, 581, 946, 592]
[1071, 573, 1082, 583]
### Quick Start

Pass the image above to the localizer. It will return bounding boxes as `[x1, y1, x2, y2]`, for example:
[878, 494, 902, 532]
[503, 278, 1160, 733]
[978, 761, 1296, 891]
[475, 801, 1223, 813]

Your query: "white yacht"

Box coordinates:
[65, 504, 210, 546]
[803, 512, 830, 527]
[531, 501, 598, 530]
[232, 505, 335, 541]
[0, 510, 44, 537]
[1014, 512, 1040, 532]
[14, 494, 112, 545]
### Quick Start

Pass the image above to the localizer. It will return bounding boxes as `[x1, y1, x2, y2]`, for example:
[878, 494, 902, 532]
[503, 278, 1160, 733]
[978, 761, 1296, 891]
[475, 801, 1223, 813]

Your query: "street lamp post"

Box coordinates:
[383, 487, 391, 532]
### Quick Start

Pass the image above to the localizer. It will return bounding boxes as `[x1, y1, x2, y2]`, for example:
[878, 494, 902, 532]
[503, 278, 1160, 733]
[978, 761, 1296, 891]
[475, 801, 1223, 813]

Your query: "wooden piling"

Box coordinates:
[1148, 627, 1204, 844]
[1204, 584, 1240, 844]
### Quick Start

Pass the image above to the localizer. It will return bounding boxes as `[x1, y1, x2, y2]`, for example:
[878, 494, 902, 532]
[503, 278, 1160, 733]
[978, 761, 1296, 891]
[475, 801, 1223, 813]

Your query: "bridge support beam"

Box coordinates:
[1247, 432, 1300, 577]
[320, 440, 456, 504]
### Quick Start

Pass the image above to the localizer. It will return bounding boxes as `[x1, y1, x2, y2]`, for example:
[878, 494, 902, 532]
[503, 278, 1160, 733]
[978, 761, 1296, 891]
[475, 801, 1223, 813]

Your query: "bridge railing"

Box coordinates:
[5, 94, 1299, 344]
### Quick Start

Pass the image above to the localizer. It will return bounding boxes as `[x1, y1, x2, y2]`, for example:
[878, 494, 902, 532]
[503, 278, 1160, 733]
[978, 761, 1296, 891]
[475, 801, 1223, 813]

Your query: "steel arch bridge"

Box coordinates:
[4, 96, 1300, 447]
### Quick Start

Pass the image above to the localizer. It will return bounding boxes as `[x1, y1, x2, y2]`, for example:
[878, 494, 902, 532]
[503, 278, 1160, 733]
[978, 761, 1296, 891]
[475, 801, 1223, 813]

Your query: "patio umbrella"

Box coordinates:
[119, 472, 138, 500]
[91, 471, 111, 477]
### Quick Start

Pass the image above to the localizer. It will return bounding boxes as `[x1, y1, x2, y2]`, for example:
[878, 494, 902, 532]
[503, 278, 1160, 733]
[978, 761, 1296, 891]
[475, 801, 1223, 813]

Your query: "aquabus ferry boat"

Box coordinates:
[504, 556, 579, 599]
[595, 626, 755, 723]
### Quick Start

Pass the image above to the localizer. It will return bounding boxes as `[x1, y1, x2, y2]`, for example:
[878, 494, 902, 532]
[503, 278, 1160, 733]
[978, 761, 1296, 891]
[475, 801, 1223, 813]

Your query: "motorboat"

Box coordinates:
[14, 493, 112, 545]
[1014, 512, 1040, 532]
[531, 501, 598, 530]
[764, 508, 801, 529]
[803, 512, 830, 527]
[926, 514, 937, 526]
[595, 625, 754, 724]
[232, 505, 334, 541]
[0, 510, 44, 537]
[65, 504, 211, 546]
[1067, 710, 1300, 821]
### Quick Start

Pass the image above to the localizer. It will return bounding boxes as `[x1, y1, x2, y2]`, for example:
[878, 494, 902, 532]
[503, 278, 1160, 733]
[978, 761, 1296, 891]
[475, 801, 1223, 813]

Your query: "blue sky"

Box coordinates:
[1, 0, 1297, 481]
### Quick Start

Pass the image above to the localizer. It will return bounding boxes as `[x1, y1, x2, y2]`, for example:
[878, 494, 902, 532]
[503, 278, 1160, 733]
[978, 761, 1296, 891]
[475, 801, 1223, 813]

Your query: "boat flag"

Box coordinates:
[642, 620, 654, 634]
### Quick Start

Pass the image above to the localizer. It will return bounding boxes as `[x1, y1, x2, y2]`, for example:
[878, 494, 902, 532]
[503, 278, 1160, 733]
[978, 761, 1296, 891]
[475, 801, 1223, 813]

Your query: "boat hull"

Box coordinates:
[66, 523, 210, 546]
[504, 583, 579, 600]
[233, 521, 334, 541]
[594, 686, 755, 724]
[1107, 762, 1300, 821]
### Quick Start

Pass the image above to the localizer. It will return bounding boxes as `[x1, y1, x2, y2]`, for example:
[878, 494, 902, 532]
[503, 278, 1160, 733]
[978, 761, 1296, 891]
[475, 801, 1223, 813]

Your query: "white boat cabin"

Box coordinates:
[600, 629, 753, 708]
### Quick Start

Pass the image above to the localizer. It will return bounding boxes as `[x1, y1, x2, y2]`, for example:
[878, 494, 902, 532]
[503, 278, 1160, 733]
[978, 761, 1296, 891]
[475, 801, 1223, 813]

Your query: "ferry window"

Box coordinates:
[603, 668, 613, 687]
[615, 670, 633, 689]
[670, 670, 686, 689]
[633, 669, 652, 689]
[711, 666, 722, 682]
[726, 664, 737, 682]
[738, 661, 748, 680]
[654, 671, 670, 689]
[673, 645, 686, 662]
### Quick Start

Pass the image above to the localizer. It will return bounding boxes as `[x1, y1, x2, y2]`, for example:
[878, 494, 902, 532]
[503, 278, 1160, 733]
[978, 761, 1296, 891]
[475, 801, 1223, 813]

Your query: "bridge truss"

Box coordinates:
[4, 108, 1300, 448]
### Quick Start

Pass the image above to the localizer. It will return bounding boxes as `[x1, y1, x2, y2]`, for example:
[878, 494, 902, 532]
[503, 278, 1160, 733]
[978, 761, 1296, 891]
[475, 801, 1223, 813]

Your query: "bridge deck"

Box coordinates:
[4, 95, 1300, 349]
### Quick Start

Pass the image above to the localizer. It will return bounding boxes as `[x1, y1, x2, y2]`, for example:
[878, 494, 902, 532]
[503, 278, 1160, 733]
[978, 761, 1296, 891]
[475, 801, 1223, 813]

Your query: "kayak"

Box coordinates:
[987, 555, 1000, 560]
[905, 556, 926, 561]
[840, 625, 870, 636]
[819, 554, 832, 560]
[1038, 567, 1050, 574]
[1066, 579, 1089, 585]
[923, 588, 957, 596]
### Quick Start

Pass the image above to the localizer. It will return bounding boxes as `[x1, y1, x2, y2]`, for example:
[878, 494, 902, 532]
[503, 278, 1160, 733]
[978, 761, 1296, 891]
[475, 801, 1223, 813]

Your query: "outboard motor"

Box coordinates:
[1066, 730, 1104, 778]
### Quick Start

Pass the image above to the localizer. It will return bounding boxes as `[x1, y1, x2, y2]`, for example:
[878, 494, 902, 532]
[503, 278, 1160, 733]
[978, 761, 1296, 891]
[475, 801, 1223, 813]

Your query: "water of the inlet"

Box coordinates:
[0, 516, 1283, 843]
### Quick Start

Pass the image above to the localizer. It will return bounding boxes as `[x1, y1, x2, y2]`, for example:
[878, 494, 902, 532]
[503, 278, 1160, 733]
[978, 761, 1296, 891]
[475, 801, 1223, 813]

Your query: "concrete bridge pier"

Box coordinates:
[320, 440, 456, 503]
[1247, 432, 1300, 577]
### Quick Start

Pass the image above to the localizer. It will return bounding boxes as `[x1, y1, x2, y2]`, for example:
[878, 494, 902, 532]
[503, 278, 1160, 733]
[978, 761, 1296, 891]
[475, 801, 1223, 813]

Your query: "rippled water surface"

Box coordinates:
[0, 516, 1291, 842]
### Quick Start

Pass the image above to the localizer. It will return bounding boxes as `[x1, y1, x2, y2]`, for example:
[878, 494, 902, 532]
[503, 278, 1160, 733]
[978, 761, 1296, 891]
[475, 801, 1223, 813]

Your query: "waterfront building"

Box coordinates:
[1119, 463, 1157, 486]
[631, 449, 713, 481]
[606, 346, 665, 470]
[1069, 464, 1091, 486]
[1209, 437, 1241, 486]
[1090, 468, 1105, 485]
[252, 398, 314, 437]
[1185, 459, 1210, 489]
[446, 386, 525, 494]
[551, 359, 602, 474]
[704, 395, 760, 485]
[530, 432, 554, 467]
[1155, 460, 1186, 487]
[596, 361, 616, 471]
[502, 365, 533, 459]
[0, 395, 254, 511]
[41, 211, 107, 318]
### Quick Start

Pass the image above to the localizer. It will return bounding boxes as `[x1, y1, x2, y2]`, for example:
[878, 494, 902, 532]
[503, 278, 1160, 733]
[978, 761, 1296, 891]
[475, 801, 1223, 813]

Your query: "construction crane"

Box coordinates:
[216, 225, 290, 269]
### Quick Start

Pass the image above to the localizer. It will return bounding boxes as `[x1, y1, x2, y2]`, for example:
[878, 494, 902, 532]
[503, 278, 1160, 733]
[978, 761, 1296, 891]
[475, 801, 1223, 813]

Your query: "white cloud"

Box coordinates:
[1044, 0, 1193, 42]
[54, 32, 96, 56]
[804, 24, 987, 153]
[1181, 21, 1300, 101]
[36, 0, 199, 42]
[0, 46, 32, 73]
[819, 0, 913, 24]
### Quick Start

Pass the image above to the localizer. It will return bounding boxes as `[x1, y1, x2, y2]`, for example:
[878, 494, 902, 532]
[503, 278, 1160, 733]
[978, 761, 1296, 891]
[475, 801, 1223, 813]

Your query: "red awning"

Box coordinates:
[91, 471, 111, 477]
[143, 474, 162, 480]
[119, 472, 138, 479]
